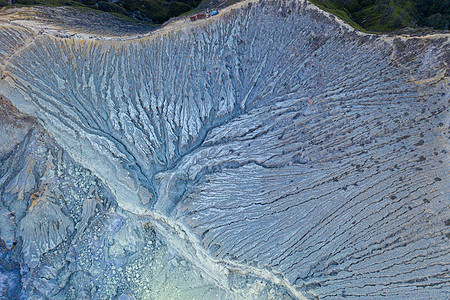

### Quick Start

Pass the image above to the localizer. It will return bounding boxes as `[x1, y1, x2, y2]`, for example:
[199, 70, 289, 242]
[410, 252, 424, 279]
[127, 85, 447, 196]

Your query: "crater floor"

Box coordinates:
[0, 0, 449, 299]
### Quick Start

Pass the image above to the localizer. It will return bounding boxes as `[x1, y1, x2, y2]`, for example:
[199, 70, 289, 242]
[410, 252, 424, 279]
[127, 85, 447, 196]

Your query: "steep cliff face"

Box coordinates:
[0, 0, 449, 299]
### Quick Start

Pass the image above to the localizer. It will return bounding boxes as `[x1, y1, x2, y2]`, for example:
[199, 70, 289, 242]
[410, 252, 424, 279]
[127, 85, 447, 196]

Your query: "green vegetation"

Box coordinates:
[1, 0, 202, 24]
[1, 0, 448, 30]
[310, 0, 449, 32]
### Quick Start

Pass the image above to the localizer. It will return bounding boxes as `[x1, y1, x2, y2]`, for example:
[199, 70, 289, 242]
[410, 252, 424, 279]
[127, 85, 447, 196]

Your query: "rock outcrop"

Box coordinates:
[0, 0, 449, 298]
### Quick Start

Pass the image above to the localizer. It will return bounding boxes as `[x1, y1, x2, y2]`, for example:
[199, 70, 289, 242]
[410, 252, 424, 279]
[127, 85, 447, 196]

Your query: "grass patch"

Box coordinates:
[308, 0, 449, 32]
[309, 0, 366, 32]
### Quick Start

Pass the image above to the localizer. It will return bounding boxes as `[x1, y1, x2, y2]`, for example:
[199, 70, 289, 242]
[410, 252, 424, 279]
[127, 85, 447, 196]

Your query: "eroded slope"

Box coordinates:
[0, 0, 449, 298]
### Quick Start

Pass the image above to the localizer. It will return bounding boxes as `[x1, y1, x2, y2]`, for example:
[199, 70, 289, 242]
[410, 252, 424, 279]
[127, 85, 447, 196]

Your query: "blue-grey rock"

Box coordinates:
[0, 0, 449, 299]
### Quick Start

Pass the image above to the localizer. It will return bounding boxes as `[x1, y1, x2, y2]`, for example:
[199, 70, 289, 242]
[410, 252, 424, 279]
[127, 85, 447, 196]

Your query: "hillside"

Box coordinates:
[0, 0, 449, 299]
[1, 0, 449, 30]
[310, 0, 449, 31]
[0, 0, 203, 24]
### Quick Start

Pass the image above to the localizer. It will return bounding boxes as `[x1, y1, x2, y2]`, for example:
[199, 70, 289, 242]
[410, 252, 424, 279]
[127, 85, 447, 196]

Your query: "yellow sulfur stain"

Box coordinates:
[29, 184, 49, 210]
[407, 68, 448, 86]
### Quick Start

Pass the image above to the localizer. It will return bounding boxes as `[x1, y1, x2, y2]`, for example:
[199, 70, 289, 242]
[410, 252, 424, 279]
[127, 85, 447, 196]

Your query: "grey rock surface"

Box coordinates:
[0, 0, 449, 299]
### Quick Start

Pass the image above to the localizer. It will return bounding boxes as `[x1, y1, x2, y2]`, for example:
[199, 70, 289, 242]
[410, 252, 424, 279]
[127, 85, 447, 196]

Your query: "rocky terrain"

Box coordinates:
[0, 0, 449, 299]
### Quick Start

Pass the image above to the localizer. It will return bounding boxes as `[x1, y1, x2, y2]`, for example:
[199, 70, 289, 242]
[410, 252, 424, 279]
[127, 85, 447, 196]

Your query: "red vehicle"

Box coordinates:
[190, 16, 197, 21]
[197, 13, 206, 19]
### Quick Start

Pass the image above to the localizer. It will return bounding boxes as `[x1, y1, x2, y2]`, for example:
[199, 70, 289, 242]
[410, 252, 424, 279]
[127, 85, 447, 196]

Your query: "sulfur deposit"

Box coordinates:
[0, 0, 449, 299]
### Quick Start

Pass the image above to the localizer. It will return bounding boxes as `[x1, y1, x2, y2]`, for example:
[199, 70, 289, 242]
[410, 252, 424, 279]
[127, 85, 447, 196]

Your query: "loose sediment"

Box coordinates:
[0, 0, 448, 298]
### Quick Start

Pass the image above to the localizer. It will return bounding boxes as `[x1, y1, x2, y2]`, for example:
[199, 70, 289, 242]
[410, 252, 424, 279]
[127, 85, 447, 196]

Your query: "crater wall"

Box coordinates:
[0, 0, 449, 298]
